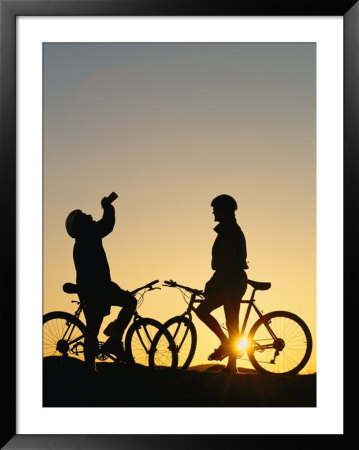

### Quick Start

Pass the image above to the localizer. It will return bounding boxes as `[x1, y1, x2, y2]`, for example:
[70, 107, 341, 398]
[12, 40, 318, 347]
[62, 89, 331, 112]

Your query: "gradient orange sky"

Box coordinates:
[43, 43, 316, 373]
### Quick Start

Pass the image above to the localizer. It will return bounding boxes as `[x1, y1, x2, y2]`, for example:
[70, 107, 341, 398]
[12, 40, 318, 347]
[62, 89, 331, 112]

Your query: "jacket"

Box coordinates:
[73, 204, 115, 289]
[211, 218, 248, 275]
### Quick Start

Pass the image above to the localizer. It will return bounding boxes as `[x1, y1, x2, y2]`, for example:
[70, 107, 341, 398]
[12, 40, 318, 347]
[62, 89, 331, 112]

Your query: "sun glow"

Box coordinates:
[237, 337, 248, 350]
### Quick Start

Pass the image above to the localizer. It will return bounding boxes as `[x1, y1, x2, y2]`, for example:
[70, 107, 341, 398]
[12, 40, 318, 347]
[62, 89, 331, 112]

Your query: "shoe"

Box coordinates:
[103, 320, 117, 337]
[102, 338, 128, 361]
[208, 343, 233, 361]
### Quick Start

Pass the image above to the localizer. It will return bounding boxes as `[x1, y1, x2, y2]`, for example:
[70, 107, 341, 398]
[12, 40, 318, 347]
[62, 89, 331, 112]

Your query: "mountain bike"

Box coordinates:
[43, 279, 176, 367]
[149, 279, 313, 375]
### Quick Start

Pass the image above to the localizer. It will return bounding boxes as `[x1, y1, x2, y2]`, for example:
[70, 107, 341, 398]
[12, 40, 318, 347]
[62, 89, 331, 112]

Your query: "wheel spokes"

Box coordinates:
[150, 330, 176, 368]
[250, 316, 309, 374]
[43, 317, 85, 360]
[131, 323, 161, 366]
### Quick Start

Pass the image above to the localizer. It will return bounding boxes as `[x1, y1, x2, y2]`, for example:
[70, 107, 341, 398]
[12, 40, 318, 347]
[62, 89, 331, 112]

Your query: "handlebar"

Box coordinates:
[163, 279, 203, 296]
[131, 279, 160, 295]
[163, 279, 177, 287]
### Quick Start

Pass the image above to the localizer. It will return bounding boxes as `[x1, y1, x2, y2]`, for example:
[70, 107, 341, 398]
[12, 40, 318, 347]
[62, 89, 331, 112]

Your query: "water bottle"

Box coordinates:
[107, 192, 118, 203]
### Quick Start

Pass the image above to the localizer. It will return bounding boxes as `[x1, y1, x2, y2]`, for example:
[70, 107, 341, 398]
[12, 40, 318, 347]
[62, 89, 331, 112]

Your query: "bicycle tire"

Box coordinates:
[247, 310, 313, 375]
[125, 317, 177, 368]
[43, 311, 88, 361]
[149, 316, 197, 370]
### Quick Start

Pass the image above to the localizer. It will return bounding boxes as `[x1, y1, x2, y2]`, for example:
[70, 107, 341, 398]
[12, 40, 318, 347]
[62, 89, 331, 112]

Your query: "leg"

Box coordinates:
[107, 284, 137, 341]
[223, 301, 241, 369]
[195, 295, 229, 346]
[83, 307, 103, 371]
[222, 272, 247, 370]
[224, 301, 241, 346]
[196, 273, 229, 346]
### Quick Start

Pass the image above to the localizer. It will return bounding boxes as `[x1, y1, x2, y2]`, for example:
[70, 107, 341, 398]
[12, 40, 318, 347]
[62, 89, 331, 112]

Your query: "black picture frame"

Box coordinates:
[0, 0, 356, 448]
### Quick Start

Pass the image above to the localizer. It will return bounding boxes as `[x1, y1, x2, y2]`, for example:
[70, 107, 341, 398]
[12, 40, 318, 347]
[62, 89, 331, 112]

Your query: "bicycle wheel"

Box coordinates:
[247, 310, 312, 375]
[43, 311, 88, 361]
[125, 317, 177, 368]
[149, 316, 197, 370]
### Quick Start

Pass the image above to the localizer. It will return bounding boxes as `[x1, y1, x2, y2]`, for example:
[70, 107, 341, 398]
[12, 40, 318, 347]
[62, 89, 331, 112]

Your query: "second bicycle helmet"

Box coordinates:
[211, 194, 238, 211]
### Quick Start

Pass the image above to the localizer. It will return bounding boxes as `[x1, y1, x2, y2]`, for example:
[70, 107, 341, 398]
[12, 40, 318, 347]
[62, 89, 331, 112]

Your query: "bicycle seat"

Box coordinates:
[62, 282, 78, 294]
[247, 280, 271, 291]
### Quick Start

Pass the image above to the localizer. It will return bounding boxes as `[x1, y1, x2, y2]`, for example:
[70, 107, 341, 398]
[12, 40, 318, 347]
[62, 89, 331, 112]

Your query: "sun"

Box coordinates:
[237, 337, 248, 350]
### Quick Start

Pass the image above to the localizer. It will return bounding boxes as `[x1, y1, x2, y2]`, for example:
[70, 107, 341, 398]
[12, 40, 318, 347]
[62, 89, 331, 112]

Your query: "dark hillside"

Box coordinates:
[43, 357, 316, 407]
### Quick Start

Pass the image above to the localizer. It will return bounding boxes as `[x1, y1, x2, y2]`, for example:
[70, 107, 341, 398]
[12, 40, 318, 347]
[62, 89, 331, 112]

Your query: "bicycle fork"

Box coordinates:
[172, 320, 190, 352]
[56, 321, 84, 356]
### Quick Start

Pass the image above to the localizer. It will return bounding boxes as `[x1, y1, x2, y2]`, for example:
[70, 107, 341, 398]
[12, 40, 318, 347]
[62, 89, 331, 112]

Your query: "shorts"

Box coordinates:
[204, 270, 247, 304]
[78, 281, 132, 317]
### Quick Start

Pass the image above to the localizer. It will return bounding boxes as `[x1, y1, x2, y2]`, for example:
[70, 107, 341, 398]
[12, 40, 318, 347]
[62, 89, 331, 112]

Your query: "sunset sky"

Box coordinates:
[43, 42, 316, 373]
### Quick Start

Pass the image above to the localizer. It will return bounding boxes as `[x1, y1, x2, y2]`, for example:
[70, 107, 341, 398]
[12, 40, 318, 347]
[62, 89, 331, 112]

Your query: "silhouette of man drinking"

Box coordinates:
[65, 193, 137, 371]
[196, 194, 248, 373]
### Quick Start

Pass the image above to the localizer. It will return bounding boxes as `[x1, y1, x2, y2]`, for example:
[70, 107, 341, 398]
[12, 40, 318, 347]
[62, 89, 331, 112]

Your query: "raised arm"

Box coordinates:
[95, 197, 115, 238]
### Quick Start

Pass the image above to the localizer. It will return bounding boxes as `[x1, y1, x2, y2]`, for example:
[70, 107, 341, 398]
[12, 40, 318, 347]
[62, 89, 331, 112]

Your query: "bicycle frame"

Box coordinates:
[72, 301, 83, 319]
[58, 301, 84, 355]
[60, 280, 160, 357]
[68, 279, 159, 319]
[161, 279, 312, 373]
[174, 283, 279, 351]
[238, 289, 278, 343]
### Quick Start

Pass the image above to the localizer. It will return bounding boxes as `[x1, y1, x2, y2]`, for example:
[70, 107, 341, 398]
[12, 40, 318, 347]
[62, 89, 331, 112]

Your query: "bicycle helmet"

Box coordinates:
[65, 209, 82, 238]
[211, 194, 238, 211]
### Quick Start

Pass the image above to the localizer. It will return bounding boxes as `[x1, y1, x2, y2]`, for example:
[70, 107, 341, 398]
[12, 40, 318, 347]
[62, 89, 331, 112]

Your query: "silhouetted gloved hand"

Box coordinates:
[101, 196, 111, 208]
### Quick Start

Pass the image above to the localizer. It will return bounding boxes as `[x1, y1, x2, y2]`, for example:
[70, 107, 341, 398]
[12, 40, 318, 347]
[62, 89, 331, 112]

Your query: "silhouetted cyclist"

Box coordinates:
[65, 193, 137, 371]
[195, 194, 248, 373]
